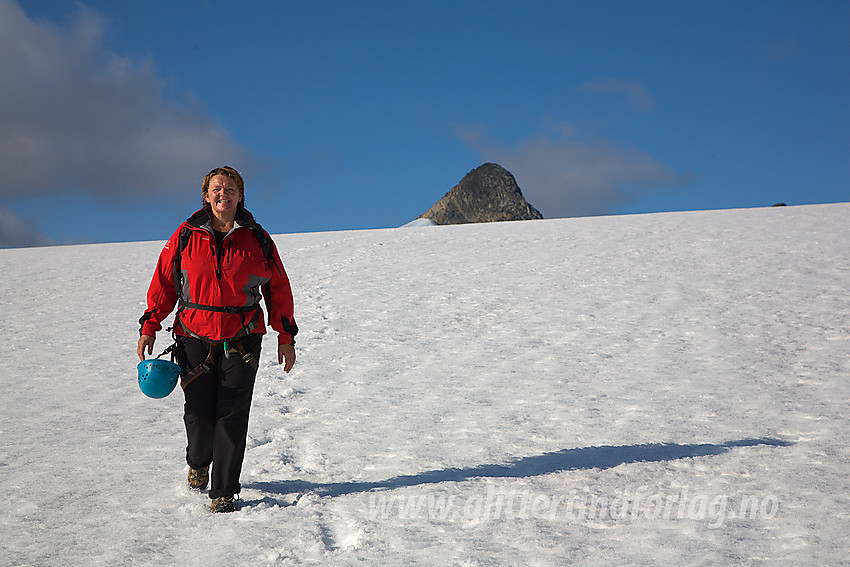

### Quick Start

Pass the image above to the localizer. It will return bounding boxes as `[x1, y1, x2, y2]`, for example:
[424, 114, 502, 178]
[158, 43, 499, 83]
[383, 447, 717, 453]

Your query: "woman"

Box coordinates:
[137, 166, 297, 513]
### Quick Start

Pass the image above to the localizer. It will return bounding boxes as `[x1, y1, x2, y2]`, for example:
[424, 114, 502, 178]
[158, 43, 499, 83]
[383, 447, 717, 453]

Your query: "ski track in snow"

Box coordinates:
[1, 203, 849, 565]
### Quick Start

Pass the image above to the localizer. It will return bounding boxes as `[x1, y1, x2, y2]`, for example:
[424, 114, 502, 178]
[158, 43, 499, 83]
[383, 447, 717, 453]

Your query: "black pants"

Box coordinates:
[175, 333, 262, 499]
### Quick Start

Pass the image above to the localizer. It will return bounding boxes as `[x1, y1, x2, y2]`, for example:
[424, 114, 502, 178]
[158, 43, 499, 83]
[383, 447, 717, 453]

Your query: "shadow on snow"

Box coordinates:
[242, 438, 792, 507]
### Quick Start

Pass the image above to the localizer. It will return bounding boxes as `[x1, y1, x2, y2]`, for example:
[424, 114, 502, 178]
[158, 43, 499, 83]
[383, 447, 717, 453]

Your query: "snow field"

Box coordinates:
[1, 203, 848, 565]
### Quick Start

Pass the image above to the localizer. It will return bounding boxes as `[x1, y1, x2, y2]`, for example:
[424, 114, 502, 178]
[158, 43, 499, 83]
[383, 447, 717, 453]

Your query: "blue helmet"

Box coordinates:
[138, 359, 181, 398]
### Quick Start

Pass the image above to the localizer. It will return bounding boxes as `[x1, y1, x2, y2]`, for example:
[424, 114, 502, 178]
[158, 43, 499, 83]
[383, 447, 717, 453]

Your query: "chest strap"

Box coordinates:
[178, 299, 260, 314]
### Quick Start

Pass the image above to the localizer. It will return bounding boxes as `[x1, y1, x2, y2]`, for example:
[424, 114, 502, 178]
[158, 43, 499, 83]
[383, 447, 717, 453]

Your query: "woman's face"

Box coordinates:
[205, 174, 242, 217]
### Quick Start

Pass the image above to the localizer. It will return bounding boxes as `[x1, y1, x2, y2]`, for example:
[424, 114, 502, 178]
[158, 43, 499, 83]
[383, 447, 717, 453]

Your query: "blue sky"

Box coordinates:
[1, 0, 847, 247]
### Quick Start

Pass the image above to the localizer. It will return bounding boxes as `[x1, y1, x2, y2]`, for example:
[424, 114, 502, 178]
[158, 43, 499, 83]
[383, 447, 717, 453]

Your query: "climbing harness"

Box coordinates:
[176, 313, 261, 391]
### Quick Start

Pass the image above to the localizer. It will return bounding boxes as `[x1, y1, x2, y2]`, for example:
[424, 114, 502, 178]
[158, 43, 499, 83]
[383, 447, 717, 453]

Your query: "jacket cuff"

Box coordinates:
[141, 322, 161, 337]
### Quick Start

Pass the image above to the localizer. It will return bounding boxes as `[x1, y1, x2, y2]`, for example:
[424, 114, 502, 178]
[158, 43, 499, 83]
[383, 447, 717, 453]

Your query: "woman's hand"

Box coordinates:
[278, 344, 296, 373]
[138, 335, 155, 361]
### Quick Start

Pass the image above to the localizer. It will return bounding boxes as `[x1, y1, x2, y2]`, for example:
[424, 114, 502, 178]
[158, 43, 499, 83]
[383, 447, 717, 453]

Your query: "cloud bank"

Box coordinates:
[456, 122, 690, 219]
[0, 0, 252, 201]
[0, 206, 54, 248]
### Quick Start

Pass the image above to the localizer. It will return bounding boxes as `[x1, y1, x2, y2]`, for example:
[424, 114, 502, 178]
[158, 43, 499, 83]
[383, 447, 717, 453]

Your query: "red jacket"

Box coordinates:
[140, 209, 297, 345]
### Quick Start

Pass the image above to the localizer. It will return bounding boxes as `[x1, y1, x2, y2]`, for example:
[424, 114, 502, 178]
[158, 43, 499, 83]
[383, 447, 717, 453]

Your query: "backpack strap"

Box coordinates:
[173, 226, 192, 300]
[177, 301, 260, 314]
[174, 222, 278, 319]
[173, 224, 263, 318]
[250, 225, 282, 276]
[250, 225, 280, 324]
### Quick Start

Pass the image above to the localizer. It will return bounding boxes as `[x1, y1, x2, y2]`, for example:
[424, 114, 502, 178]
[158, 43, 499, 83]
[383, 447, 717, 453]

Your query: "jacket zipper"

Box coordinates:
[203, 227, 223, 280]
[216, 238, 224, 280]
[217, 229, 236, 279]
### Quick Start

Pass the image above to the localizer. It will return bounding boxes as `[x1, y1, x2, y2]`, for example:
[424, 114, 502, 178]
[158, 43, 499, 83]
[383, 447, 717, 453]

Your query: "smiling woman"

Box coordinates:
[136, 165, 298, 513]
[202, 166, 245, 233]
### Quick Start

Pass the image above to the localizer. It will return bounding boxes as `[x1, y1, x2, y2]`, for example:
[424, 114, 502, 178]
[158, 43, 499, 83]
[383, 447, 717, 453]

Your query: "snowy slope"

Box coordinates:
[1, 204, 848, 566]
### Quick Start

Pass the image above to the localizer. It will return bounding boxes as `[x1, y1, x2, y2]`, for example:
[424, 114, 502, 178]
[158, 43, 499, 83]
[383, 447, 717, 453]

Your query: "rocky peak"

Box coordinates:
[420, 163, 543, 225]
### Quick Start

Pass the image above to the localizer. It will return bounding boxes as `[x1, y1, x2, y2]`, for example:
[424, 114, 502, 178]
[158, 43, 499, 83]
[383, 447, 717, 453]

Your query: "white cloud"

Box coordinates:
[0, 0, 253, 200]
[456, 124, 691, 218]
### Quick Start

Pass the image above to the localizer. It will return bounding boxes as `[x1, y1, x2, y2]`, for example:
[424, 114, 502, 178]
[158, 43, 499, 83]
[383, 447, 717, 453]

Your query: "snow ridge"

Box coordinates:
[1, 204, 848, 565]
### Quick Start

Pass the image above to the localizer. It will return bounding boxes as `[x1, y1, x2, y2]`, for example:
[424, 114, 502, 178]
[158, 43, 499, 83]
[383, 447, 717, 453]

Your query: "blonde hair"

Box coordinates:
[201, 166, 246, 216]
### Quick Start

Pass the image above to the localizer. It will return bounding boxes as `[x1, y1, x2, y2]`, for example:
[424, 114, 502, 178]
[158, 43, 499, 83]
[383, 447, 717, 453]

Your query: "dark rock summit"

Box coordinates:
[420, 163, 543, 225]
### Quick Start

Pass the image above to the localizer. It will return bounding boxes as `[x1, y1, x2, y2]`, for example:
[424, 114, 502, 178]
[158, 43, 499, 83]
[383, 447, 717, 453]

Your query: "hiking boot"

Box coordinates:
[211, 495, 236, 513]
[188, 465, 209, 491]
